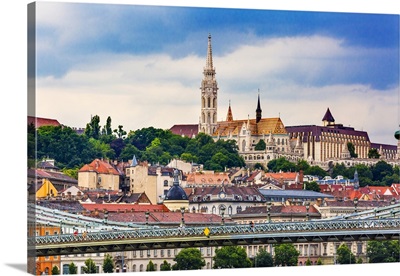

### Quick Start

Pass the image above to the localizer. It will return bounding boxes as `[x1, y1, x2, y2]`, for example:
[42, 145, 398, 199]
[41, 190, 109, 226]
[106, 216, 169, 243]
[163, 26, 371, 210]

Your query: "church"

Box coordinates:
[170, 34, 399, 168]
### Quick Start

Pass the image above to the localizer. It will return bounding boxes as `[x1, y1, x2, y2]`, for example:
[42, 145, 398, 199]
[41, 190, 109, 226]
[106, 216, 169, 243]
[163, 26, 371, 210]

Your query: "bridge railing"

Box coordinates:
[29, 218, 400, 246]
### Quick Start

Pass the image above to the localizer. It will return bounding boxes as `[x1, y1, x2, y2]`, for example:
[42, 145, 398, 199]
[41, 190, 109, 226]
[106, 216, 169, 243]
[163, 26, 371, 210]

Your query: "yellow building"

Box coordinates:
[35, 178, 58, 199]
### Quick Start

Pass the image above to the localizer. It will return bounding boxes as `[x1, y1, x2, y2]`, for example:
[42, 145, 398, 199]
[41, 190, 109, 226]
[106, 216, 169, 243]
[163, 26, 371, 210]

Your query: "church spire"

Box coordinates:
[199, 33, 218, 136]
[256, 90, 262, 123]
[226, 100, 233, 121]
[206, 33, 213, 70]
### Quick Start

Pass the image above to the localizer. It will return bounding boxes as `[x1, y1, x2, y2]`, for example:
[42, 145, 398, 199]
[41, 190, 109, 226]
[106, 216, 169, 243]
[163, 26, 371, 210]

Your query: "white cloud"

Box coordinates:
[36, 34, 398, 145]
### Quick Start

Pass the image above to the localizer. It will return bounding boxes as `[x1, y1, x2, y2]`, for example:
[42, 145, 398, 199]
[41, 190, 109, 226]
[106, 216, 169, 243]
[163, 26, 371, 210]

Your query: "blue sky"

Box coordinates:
[33, 1, 399, 145]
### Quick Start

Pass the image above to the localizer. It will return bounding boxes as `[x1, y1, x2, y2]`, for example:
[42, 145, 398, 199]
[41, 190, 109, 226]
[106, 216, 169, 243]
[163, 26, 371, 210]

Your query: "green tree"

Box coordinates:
[82, 258, 97, 274]
[160, 260, 172, 271]
[113, 125, 127, 139]
[336, 243, 356, 264]
[295, 160, 310, 172]
[347, 142, 358, 158]
[316, 258, 323, 265]
[267, 157, 296, 172]
[213, 246, 252, 269]
[51, 266, 60, 275]
[69, 262, 78, 274]
[255, 139, 266, 150]
[102, 254, 115, 273]
[368, 148, 381, 159]
[84, 115, 101, 139]
[254, 162, 266, 171]
[304, 181, 321, 192]
[332, 163, 348, 179]
[172, 248, 205, 270]
[304, 165, 328, 178]
[305, 258, 312, 266]
[146, 260, 156, 271]
[367, 240, 400, 263]
[180, 152, 198, 163]
[357, 257, 363, 264]
[254, 247, 273, 267]
[371, 160, 393, 182]
[274, 244, 299, 266]
[104, 116, 113, 136]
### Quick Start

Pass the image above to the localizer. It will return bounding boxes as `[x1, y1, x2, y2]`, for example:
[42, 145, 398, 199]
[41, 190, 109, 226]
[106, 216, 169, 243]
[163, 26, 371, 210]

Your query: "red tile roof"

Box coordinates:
[81, 203, 170, 213]
[28, 116, 61, 128]
[79, 159, 120, 175]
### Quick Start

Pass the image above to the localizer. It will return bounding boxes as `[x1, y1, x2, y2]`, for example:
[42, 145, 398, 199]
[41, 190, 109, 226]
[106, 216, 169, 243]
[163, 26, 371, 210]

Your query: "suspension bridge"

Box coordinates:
[28, 203, 400, 257]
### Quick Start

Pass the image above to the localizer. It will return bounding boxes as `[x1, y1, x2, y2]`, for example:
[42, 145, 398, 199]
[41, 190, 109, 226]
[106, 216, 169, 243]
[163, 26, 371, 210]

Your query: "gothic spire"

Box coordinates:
[256, 90, 262, 123]
[206, 33, 213, 70]
[226, 100, 233, 121]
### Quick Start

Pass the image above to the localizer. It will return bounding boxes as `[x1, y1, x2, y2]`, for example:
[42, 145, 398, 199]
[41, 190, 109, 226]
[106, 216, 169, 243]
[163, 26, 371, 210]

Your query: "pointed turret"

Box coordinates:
[226, 100, 233, 121]
[131, 155, 138, 167]
[256, 91, 262, 123]
[322, 108, 335, 126]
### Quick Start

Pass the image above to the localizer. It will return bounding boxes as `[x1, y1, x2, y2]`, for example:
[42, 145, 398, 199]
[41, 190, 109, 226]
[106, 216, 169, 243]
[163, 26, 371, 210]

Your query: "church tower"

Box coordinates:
[199, 34, 218, 136]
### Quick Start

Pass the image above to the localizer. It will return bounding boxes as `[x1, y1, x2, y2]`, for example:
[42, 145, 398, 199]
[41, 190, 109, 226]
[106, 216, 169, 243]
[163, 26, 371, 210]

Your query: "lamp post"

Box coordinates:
[306, 202, 310, 221]
[180, 207, 185, 227]
[267, 201, 271, 223]
[145, 211, 149, 226]
[353, 197, 359, 213]
[104, 210, 109, 225]
[220, 206, 226, 225]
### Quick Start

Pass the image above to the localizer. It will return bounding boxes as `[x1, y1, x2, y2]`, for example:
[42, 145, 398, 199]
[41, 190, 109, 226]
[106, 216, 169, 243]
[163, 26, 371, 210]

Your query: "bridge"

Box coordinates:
[28, 203, 400, 257]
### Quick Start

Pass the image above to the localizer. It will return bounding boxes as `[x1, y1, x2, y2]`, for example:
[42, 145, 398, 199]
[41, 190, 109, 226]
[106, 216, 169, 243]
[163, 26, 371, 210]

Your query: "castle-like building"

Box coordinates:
[170, 34, 399, 169]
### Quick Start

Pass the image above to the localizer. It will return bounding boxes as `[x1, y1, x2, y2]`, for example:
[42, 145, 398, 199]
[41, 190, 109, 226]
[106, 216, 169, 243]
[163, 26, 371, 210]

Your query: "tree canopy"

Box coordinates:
[102, 254, 114, 273]
[367, 240, 400, 263]
[213, 246, 252, 269]
[254, 247, 274, 267]
[336, 243, 356, 264]
[172, 248, 205, 270]
[273, 244, 299, 266]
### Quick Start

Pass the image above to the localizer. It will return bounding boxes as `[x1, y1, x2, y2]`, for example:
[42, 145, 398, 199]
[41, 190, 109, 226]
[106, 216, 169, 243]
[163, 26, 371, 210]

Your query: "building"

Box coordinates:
[125, 156, 175, 204]
[78, 159, 120, 191]
[28, 116, 61, 128]
[170, 35, 399, 169]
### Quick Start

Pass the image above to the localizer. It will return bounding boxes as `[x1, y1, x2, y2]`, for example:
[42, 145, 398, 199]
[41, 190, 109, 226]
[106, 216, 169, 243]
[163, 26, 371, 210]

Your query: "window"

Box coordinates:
[154, 249, 158, 257]
[163, 180, 169, 187]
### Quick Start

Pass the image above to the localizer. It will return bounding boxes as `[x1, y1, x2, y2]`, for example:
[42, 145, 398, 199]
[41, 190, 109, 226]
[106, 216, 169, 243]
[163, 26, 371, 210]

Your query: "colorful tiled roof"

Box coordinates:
[79, 159, 120, 175]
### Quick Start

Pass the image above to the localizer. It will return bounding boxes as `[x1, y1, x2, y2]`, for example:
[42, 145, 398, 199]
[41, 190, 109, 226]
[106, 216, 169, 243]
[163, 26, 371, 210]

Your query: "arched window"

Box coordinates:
[228, 206, 233, 215]
[208, 97, 211, 108]
[212, 206, 216, 214]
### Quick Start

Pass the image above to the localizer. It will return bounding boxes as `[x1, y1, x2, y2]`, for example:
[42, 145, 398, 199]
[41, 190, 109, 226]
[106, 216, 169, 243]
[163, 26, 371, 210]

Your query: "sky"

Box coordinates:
[31, 1, 400, 145]
[2, 1, 400, 276]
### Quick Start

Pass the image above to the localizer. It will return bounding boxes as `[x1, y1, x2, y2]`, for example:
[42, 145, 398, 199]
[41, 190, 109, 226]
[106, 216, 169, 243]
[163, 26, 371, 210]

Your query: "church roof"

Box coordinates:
[170, 124, 198, 138]
[213, 117, 287, 137]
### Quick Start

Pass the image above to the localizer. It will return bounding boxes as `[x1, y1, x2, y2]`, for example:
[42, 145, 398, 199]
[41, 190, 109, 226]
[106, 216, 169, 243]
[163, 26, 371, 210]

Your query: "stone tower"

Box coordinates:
[199, 33, 218, 136]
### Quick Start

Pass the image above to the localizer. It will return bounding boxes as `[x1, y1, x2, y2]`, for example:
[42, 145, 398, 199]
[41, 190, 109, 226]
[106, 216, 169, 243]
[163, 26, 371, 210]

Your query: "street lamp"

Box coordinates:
[306, 202, 310, 221]
[220, 206, 226, 225]
[104, 210, 109, 225]
[145, 211, 150, 226]
[267, 201, 272, 223]
[353, 197, 359, 213]
[180, 207, 185, 227]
